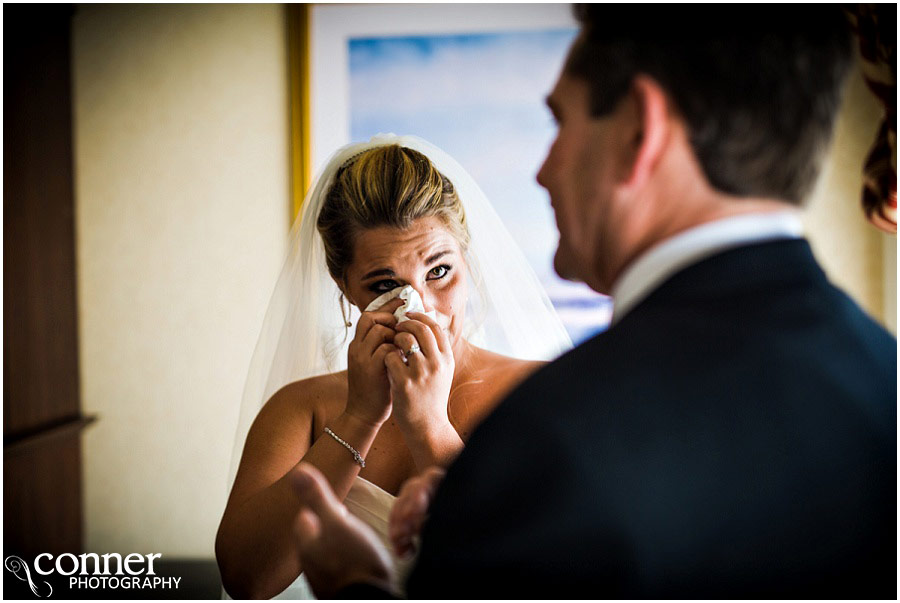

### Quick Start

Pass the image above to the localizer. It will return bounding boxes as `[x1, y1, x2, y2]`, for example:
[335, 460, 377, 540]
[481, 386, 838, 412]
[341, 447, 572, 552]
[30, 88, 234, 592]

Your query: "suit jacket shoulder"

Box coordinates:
[409, 240, 896, 599]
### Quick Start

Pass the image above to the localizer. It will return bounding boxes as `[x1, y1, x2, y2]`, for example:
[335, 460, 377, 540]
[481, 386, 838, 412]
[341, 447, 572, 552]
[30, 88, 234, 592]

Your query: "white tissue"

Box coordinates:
[364, 285, 437, 324]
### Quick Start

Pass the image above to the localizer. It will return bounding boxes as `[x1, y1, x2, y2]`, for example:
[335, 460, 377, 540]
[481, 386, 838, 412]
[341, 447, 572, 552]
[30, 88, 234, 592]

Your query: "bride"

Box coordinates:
[216, 135, 571, 599]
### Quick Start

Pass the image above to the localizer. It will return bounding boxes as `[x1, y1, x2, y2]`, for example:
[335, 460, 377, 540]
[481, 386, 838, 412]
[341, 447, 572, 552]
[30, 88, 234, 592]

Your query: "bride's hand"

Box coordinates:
[384, 311, 456, 434]
[389, 466, 446, 557]
[344, 298, 405, 428]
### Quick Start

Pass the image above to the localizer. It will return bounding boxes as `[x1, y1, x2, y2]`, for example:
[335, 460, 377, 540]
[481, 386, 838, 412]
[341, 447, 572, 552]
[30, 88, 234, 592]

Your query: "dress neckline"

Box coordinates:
[353, 475, 397, 500]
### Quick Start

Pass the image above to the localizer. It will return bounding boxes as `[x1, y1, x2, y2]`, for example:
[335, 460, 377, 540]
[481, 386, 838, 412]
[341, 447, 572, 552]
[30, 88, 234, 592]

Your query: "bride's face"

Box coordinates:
[343, 216, 468, 347]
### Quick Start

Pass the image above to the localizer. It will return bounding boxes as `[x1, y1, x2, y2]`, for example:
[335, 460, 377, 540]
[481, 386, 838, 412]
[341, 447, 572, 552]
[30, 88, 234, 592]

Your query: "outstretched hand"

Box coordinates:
[389, 466, 446, 557]
[290, 463, 396, 599]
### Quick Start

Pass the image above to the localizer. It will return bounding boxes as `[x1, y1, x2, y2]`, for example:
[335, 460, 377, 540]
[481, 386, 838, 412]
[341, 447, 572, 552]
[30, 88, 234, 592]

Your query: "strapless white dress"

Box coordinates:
[272, 476, 415, 599]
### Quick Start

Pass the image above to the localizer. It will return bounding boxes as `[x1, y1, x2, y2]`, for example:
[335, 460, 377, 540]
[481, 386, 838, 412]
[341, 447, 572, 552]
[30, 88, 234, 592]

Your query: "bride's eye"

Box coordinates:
[369, 279, 400, 293]
[427, 265, 451, 280]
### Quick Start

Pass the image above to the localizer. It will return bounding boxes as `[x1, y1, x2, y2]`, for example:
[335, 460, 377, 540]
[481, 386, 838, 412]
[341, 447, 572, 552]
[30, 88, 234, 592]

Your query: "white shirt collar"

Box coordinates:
[610, 211, 804, 325]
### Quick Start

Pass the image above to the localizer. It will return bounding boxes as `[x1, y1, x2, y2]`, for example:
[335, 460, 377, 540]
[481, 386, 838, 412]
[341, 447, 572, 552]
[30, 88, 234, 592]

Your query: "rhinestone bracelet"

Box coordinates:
[323, 427, 366, 468]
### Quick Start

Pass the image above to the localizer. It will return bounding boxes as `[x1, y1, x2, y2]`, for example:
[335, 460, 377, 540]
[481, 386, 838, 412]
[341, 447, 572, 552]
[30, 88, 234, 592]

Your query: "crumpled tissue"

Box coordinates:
[363, 285, 437, 323]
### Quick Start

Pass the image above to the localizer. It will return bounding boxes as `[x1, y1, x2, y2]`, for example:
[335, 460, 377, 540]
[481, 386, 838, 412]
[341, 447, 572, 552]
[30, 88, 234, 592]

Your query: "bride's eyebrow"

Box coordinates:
[362, 267, 394, 280]
[361, 250, 453, 280]
[425, 250, 451, 264]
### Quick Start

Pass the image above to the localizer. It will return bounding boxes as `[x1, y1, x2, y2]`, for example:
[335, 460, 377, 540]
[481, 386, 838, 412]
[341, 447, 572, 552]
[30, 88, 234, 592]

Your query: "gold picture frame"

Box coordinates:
[287, 4, 311, 221]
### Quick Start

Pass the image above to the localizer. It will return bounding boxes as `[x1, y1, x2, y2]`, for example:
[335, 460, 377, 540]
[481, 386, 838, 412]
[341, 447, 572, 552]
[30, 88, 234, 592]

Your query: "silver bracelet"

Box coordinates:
[323, 427, 366, 468]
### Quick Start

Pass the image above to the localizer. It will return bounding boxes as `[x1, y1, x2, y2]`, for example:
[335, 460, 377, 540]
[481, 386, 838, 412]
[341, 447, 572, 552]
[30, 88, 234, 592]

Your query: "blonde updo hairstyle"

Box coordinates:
[317, 145, 471, 290]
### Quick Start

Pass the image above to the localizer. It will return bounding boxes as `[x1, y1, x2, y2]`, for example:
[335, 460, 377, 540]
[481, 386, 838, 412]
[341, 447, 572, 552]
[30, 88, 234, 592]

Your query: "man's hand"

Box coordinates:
[290, 463, 396, 599]
[388, 466, 446, 557]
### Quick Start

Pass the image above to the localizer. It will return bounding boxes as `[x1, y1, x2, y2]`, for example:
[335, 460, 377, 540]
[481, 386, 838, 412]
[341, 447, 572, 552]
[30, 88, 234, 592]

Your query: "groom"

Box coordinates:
[291, 5, 896, 598]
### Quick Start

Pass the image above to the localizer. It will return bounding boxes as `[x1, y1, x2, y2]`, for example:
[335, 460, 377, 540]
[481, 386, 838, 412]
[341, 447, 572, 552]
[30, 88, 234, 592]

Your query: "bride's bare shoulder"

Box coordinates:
[474, 347, 545, 380]
[232, 371, 349, 503]
[256, 371, 348, 425]
[274, 371, 347, 402]
[470, 347, 546, 398]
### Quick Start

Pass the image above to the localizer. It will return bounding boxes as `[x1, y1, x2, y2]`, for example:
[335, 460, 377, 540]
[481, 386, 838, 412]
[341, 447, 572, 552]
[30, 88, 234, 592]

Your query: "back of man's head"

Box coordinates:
[566, 5, 853, 204]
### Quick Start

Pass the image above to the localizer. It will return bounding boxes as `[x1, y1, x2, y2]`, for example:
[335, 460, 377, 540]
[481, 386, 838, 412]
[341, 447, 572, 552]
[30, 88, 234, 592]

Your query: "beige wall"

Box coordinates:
[71, 5, 895, 560]
[72, 4, 290, 557]
[804, 60, 896, 333]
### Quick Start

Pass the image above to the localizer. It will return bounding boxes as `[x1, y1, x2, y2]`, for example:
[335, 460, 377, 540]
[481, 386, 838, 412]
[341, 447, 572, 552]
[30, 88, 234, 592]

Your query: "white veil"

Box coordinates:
[227, 134, 572, 487]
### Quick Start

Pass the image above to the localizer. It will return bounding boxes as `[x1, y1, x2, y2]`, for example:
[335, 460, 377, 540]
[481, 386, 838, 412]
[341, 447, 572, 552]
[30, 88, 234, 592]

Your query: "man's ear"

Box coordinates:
[623, 75, 670, 190]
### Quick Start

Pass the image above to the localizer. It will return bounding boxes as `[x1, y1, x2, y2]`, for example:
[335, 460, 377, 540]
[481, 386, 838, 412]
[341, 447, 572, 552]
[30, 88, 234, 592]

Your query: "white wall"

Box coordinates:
[72, 4, 290, 557]
[804, 59, 896, 332]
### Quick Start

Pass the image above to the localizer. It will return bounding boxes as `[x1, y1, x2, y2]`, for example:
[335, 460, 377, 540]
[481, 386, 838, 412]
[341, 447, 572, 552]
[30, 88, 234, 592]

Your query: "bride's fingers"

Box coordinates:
[394, 319, 440, 359]
[403, 347, 426, 375]
[404, 312, 451, 354]
[354, 311, 396, 339]
[372, 342, 398, 367]
[354, 299, 403, 340]
[384, 348, 410, 378]
[359, 324, 396, 355]
[393, 332, 418, 356]
[384, 344, 426, 380]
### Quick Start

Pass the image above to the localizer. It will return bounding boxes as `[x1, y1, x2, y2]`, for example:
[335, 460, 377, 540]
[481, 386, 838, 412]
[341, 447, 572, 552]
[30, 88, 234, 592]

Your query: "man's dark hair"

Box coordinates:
[566, 5, 854, 203]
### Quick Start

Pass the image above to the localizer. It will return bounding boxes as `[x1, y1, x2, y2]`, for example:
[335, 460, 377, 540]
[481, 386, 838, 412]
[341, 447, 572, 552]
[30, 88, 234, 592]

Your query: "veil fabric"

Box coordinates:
[228, 134, 572, 487]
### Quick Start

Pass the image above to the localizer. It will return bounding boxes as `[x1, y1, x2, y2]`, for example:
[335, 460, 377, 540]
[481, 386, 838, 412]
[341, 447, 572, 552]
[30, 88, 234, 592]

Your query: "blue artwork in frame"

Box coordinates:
[349, 29, 612, 344]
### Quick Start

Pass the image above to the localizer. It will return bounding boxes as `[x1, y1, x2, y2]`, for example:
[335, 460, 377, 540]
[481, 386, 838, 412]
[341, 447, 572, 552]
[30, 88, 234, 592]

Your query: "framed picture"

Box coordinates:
[303, 4, 612, 343]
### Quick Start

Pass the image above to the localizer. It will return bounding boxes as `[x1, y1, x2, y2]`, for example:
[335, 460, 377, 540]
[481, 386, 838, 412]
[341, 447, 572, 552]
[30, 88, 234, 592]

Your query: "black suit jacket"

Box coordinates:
[350, 239, 897, 599]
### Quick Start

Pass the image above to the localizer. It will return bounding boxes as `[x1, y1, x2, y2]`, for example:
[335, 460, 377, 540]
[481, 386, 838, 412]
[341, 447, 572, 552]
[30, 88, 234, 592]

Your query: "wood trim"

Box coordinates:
[4, 5, 86, 557]
[287, 3, 312, 222]
[4, 4, 82, 434]
[5, 436, 83, 556]
[4, 415, 97, 458]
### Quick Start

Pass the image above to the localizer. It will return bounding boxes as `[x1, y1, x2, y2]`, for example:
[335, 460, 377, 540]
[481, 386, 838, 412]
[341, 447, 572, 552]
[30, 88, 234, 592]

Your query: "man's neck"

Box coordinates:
[608, 209, 804, 324]
[601, 187, 797, 295]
